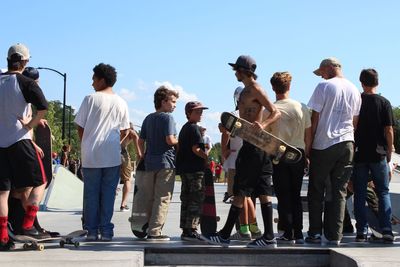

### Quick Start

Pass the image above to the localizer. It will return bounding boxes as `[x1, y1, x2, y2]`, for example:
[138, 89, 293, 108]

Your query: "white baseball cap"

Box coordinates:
[7, 43, 30, 61]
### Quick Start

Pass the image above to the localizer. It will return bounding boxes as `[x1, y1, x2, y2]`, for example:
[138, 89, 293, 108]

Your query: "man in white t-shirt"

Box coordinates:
[200, 127, 212, 154]
[75, 63, 130, 242]
[305, 58, 361, 245]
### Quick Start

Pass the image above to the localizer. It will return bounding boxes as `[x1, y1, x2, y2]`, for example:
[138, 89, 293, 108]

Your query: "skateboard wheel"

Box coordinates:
[273, 218, 279, 223]
[74, 241, 80, 248]
[235, 121, 242, 128]
[38, 244, 45, 251]
[272, 158, 280, 165]
[278, 145, 286, 153]
[23, 243, 30, 250]
[59, 240, 65, 247]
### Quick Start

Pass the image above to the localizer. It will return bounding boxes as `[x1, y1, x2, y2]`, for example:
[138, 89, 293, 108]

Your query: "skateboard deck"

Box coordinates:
[9, 228, 87, 250]
[34, 124, 53, 187]
[220, 112, 302, 164]
[129, 160, 150, 238]
[200, 168, 217, 235]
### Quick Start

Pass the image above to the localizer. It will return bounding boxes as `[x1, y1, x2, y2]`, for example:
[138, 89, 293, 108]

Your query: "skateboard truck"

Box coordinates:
[272, 145, 286, 165]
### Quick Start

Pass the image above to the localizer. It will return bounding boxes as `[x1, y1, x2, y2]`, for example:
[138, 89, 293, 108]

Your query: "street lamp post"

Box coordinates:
[37, 67, 67, 141]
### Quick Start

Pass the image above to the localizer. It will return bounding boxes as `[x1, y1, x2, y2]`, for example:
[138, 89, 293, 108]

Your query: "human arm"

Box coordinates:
[138, 138, 145, 160]
[304, 126, 312, 160]
[19, 109, 47, 132]
[166, 135, 178, 146]
[254, 86, 281, 129]
[77, 125, 84, 141]
[310, 110, 320, 147]
[219, 124, 231, 160]
[385, 125, 394, 163]
[192, 144, 209, 160]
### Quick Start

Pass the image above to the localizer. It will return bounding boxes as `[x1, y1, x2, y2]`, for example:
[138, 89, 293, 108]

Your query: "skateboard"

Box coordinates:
[8, 228, 87, 251]
[129, 160, 149, 238]
[34, 123, 53, 187]
[220, 112, 302, 164]
[200, 168, 217, 235]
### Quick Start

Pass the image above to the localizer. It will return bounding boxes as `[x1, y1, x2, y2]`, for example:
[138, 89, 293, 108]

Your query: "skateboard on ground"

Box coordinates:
[200, 168, 217, 235]
[8, 227, 87, 251]
[34, 123, 53, 187]
[220, 112, 302, 164]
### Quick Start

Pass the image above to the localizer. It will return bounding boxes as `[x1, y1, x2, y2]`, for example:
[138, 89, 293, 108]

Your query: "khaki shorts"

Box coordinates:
[120, 153, 133, 182]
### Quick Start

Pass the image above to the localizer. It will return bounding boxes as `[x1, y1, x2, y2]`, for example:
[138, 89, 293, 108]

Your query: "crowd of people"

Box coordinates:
[0, 43, 396, 251]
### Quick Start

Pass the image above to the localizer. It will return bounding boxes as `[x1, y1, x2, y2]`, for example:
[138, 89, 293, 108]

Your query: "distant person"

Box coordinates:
[61, 144, 71, 167]
[214, 162, 222, 182]
[267, 71, 311, 244]
[119, 123, 140, 212]
[0, 43, 49, 251]
[75, 63, 130, 242]
[200, 126, 212, 154]
[136, 86, 179, 241]
[176, 101, 209, 241]
[353, 69, 395, 243]
[306, 58, 361, 245]
[202, 55, 280, 248]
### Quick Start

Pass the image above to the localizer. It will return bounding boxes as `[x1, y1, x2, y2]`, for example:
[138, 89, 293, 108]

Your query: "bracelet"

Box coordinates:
[24, 123, 33, 130]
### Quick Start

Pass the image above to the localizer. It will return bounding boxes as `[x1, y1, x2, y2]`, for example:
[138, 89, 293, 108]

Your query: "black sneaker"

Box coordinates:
[294, 231, 304, 244]
[200, 232, 230, 247]
[382, 231, 394, 244]
[305, 234, 322, 244]
[0, 239, 15, 251]
[223, 192, 232, 203]
[181, 231, 201, 241]
[147, 235, 170, 241]
[355, 233, 368, 242]
[22, 227, 50, 239]
[276, 234, 295, 244]
[246, 236, 277, 248]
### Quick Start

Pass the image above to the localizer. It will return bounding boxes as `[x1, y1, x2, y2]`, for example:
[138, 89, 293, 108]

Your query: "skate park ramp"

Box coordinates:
[40, 165, 83, 211]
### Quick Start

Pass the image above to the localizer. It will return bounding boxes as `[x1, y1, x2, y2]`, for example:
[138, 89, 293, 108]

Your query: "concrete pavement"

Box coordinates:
[2, 171, 400, 266]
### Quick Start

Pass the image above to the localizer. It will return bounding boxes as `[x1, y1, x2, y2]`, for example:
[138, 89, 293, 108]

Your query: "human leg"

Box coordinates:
[148, 169, 175, 237]
[353, 162, 370, 236]
[120, 153, 133, 210]
[131, 171, 155, 232]
[82, 168, 102, 238]
[99, 166, 120, 239]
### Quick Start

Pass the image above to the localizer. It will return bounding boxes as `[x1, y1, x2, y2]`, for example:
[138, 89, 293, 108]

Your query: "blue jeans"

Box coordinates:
[82, 166, 120, 238]
[353, 159, 392, 234]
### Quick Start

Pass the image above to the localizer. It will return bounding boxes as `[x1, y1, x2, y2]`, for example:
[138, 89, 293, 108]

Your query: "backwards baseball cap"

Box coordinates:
[228, 55, 257, 74]
[185, 101, 208, 114]
[7, 43, 30, 61]
[313, 57, 341, 76]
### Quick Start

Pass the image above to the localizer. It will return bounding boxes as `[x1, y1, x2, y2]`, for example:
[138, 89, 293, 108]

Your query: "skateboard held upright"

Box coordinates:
[200, 168, 217, 235]
[220, 112, 302, 164]
[34, 123, 53, 186]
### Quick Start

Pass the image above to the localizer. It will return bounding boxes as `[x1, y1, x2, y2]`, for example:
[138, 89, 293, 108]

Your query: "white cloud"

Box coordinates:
[205, 111, 221, 122]
[154, 81, 198, 102]
[129, 108, 148, 127]
[119, 88, 137, 101]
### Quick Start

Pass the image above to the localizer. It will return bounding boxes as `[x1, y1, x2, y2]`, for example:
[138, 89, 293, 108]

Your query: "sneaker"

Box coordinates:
[382, 231, 394, 243]
[276, 235, 295, 244]
[22, 227, 50, 239]
[86, 234, 99, 241]
[246, 236, 277, 248]
[101, 236, 112, 242]
[305, 234, 322, 244]
[222, 192, 230, 203]
[120, 205, 130, 212]
[181, 231, 201, 241]
[250, 230, 262, 239]
[200, 232, 230, 247]
[294, 231, 304, 244]
[230, 231, 252, 241]
[147, 235, 170, 241]
[369, 233, 382, 243]
[355, 233, 368, 242]
[0, 239, 15, 251]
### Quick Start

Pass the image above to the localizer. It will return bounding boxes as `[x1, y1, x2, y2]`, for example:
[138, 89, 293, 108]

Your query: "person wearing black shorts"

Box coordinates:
[0, 44, 48, 251]
[201, 55, 280, 248]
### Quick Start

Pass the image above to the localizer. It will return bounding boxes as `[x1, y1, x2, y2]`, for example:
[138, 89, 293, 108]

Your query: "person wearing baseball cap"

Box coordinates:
[202, 56, 280, 248]
[0, 43, 48, 250]
[305, 58, 361, 245]
[176, 100, 209, 241]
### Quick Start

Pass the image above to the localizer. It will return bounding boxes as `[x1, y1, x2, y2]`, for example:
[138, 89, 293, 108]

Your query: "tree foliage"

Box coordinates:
[209, 142, 222, 163]
[393, 106, 400, 152]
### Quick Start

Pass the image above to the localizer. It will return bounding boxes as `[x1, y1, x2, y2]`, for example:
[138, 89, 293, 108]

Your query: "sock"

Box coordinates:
[239, 224, 250, 234]
[249, 222, 261, 233]
[219, 205, 242, 239]
[22, 205, 39, 230]
[261, 202, 274, 240]
[0, 217, 9, 244]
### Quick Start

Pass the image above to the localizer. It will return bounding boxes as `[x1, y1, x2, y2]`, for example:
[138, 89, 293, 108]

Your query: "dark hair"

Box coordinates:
[7, 54, 28, 71]
[154, 85, 179, 109]
[270, 72, 292, 94]
[93, 63, 117, 87]
[236, 67, 258, 80]
[359, 68, 379, 87]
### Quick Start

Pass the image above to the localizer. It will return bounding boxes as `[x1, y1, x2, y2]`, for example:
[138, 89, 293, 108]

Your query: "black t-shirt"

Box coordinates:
[354, 93, 394, 163]
[176, 122, 205, 174]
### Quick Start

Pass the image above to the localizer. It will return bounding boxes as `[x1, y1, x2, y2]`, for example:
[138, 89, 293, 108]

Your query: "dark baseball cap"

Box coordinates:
[22, 67, 39, 80]
[185, 101, 208, 114]
[228, 55, 257, 73]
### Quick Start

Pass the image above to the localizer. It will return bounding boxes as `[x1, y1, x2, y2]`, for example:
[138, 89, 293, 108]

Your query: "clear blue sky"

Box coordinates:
[2, 0, 399, 143]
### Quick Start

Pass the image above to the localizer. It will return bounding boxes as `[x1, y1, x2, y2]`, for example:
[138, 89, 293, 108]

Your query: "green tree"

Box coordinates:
[393, 106, 400, 152]
[209, 142, 222, 163]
